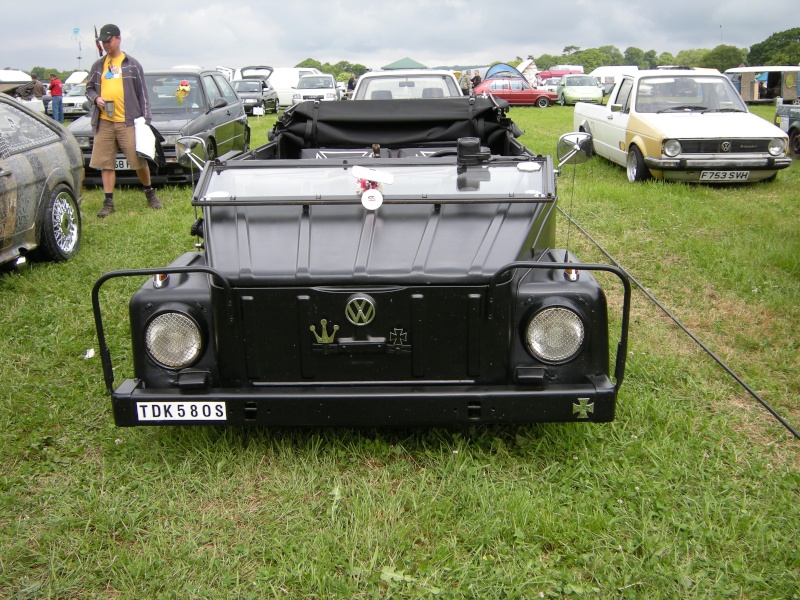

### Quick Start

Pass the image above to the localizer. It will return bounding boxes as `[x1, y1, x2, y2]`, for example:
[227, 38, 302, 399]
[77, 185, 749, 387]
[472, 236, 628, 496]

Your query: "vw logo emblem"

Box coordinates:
[720, 141, 731, 152]
[345, 295, 376, 326]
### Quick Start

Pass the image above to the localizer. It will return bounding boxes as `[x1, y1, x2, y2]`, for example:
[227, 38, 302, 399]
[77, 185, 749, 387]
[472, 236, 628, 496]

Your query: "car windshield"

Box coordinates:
[355, 75, 461, 100]
[297, 77, 334, 89]
[146, 74, 204, 111]
[234, 81, 262, 93]
[66, 84, 86, 97]
[635, 75, 748, 113]
[565, 76, 596, 86]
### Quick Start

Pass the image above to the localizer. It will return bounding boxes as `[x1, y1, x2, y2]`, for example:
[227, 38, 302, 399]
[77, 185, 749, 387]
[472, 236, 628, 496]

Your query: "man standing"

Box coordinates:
[85, 23, 162, 218]
[48, 74, 63, 122]
[460, 70, 471, 96]
[31, 74, 44, 100]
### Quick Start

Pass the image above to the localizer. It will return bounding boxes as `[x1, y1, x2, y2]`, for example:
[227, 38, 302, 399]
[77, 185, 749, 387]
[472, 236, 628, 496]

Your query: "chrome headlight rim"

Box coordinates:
[768, 138, 787, 156]
[144, 310, 204, 370]
[524, 306, 586, 364]
[663, 139, 682, 157]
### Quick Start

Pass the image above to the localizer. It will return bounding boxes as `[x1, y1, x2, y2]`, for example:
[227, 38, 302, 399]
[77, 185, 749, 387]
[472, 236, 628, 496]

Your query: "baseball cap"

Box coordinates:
[97, 24, 121, 42]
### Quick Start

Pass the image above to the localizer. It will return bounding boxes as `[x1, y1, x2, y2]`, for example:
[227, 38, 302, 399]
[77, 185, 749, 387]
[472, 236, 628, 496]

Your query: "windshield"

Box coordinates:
[297, 76, 335, 89]
[565, 76, 596, 87]
[234, 81, 261, 93]
[636, 75, 748, 113]
[146, 74, 204, 111]
[66, 84, 86, 97]
[354, 75, 461, 100]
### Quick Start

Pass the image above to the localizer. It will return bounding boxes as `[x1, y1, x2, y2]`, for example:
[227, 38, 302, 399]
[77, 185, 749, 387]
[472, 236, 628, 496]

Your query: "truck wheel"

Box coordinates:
[536, 96, 550, 108]
[789, 128, 800, 158]
[626, 145, 652, 182]
[38, 184, 81, 262]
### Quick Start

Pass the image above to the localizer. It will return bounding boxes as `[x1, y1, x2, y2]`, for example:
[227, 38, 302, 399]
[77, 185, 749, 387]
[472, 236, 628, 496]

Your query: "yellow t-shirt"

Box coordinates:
[100, 52, 126, 122]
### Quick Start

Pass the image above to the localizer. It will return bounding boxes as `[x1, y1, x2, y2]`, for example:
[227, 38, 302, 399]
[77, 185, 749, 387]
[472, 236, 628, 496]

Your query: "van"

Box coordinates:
[268, 67, 322, 106]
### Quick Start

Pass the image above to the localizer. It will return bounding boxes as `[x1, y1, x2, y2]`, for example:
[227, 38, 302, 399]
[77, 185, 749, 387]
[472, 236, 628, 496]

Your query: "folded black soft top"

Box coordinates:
[272, 97, 520, 155]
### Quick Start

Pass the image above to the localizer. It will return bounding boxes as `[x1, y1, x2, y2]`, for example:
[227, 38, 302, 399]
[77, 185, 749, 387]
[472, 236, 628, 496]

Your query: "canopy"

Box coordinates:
[484, 63, 526, 80]
[382, 57, 428, 70]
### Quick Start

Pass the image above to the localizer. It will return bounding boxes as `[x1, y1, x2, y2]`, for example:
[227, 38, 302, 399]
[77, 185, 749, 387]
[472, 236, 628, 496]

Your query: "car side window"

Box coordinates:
[615, 79, 633, 112]
[203, 75, 223, 106]
[510, 80, 524, 91]
[0, 103, 59, 158]
[214, 75, 239, 104]
[490, 80, 509, 91]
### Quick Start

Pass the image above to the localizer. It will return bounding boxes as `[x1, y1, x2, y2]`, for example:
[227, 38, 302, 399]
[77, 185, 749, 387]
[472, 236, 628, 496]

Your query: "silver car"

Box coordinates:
[291, 74, 340, 105]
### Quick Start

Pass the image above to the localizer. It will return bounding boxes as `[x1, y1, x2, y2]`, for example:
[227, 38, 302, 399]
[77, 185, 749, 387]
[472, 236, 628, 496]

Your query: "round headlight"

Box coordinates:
[525, 307, 585, 363]
[663, 139, 682, 157]
[145, 312, 202, 368]
[768, 138, 786, 156]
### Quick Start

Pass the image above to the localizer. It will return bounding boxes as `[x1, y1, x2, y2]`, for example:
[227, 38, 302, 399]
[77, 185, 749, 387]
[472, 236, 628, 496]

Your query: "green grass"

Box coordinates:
[1, 105, 798, 599]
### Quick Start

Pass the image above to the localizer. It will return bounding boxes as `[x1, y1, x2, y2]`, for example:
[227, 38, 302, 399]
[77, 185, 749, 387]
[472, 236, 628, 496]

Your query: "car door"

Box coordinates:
[213, 74, 248, 153]
[202, 74, 245, 159]
[592, 77, 633, 166]
[510, 79, 533, 104]
[489, 80, 511, 103]
[0, 100, 58, 263]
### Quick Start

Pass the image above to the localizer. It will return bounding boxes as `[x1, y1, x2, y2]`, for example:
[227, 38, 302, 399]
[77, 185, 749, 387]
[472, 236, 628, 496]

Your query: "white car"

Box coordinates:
[538, 77, 562, 93]
[291, 74, 340, 105]
[62, 83, 89, 118]
[352, 70, 461, 100]
[268, 67, 323, 106]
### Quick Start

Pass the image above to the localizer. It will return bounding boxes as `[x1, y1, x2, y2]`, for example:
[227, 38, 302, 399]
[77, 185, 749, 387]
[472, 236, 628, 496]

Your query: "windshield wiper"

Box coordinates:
[702, 107, 747, 113]
[657, 105, 708, 113]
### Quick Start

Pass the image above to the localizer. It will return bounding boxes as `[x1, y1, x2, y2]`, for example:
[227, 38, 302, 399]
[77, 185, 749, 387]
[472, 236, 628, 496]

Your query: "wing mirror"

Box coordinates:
[556, 132, 592, 168]
[206, 97, 227, 114]
[176, 136, 208, 169]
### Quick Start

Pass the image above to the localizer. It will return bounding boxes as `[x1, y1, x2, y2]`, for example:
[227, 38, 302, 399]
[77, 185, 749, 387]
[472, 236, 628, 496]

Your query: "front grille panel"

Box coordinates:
[678, 139, 772, 153]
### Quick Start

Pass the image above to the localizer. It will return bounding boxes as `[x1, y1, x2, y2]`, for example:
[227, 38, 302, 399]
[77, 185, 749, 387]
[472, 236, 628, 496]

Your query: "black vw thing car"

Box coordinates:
[93, 97, 630, 427]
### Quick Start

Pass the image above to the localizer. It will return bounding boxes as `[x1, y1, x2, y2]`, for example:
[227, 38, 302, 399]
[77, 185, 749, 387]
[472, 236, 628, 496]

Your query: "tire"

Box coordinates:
[789, 127, 800, 158]
[536, 96, 550, 108]
[206, 139, 217, 162]
[578, 127, 594, 158]
[38, 184, 81, 262]
[272, 99, 280, 113]
[558, 95, 565, 106]
[626, 145, 652, 182]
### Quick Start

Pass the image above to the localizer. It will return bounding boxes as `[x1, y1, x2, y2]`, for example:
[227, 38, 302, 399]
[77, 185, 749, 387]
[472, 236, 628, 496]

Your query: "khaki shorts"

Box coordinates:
[89, 119, 147, 171]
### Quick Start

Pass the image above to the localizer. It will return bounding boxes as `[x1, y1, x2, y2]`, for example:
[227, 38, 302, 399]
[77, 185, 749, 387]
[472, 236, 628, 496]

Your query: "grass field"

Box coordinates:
[1, 103, 798, 598]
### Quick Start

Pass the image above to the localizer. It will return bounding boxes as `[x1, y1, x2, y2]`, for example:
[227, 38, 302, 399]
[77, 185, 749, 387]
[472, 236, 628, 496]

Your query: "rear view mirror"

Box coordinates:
[557, 132, 592, 167]
[176, 136, 207, 169]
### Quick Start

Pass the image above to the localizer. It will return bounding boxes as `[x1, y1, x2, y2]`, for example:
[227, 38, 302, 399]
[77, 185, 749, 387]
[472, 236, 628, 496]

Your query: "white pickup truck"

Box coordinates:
[573, 69, 792, 183]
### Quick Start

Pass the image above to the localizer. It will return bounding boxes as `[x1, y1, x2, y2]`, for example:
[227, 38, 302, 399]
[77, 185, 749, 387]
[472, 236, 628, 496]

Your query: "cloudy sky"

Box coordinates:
[2, 0, 795, 74]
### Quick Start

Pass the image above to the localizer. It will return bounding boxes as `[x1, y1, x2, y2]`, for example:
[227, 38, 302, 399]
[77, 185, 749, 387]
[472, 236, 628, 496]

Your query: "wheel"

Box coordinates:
[272, 99, 280, 113]
[206, 139, 217, 162]
[536, 96, 550, 108]
[558, 95, 565, 106]
[626, 145, 652, 182]
[38, 184, 81, 262]
[789, 128, 800, 158]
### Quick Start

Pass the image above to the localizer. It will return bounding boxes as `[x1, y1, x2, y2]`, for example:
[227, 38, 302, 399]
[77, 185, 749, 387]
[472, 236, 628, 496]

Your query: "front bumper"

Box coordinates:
[110, 376, 617, 427]
[645, 155, 792, 171]
[81, 150, 198, 185]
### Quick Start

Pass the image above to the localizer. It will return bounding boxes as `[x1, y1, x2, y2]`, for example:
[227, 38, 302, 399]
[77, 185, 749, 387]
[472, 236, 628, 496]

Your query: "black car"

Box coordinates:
[232, 79, 279, 115]
[92, 97, 629, 427]
[68, 69, 250, 185]
[0, 95, 83, 269]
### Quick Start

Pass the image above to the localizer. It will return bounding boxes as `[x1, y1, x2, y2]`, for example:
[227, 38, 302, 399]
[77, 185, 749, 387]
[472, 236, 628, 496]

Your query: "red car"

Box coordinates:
[474, 77, 556, 107]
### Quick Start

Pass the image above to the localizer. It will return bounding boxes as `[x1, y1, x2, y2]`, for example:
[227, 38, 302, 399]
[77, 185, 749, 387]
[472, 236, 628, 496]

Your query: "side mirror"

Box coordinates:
[176, 136, 208, 169]
[556, 132, 592, 168]
[207, 97, 227, 113]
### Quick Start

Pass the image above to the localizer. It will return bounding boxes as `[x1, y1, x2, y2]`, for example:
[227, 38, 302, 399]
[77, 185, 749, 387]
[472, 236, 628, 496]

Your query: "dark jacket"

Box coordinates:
[85, 52, 151, 131]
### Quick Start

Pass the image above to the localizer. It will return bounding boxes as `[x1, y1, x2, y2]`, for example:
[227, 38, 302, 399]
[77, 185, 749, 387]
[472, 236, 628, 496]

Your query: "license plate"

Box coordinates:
[700, 170, 750, 181]
[136, 401, 227, 421]
[114, 158, 129, 170]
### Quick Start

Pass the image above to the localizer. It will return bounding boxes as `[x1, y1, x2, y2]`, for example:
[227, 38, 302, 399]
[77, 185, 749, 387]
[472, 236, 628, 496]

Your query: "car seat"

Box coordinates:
[370, 90, 392, 100]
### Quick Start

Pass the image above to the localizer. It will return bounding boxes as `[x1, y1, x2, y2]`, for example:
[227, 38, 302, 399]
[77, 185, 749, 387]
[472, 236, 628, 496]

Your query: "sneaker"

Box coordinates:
[97, 199, 115, 218]
[145, 188, 163, 209]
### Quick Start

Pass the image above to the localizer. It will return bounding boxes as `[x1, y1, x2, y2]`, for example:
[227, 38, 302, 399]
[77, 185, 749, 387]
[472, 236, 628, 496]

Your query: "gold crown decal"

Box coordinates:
[310, 319, 339, 344]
